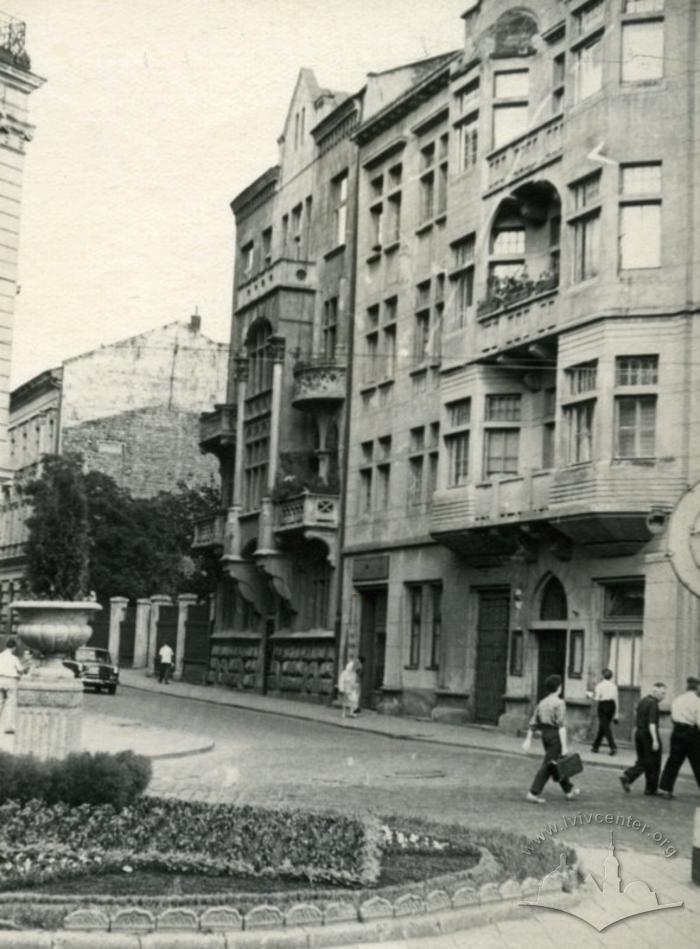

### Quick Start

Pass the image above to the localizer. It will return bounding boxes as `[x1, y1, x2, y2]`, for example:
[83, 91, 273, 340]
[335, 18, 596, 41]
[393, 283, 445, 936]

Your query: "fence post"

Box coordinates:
[132, 598, 151, 669]
[175, 594, 198, 681]
[148, 595, 172, 675]
[108, 597, 128, 663]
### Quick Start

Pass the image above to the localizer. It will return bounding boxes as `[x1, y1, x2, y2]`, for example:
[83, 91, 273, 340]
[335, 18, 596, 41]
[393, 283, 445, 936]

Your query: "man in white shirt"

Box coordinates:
[658, 675, 700, 799]
[0, 637, 24, 733]
[158, 642, 174, 684]
[588, 668, 619, 755]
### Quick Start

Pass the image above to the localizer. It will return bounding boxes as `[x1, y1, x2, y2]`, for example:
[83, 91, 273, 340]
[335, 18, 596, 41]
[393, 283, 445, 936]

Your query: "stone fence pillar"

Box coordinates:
[132, 598, 151, 669]
[175, 594, 197, 681]
[148, 595, 172, 675]
[108, 597, 128, 662]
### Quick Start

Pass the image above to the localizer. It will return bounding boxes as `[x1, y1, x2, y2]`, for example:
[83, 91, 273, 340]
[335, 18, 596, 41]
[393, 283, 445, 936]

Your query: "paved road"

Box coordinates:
[86, 688, 699, 858]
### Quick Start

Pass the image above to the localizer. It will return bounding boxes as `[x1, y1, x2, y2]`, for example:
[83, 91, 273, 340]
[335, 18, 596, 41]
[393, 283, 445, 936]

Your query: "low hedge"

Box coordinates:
[0, 798, 382, 891]
[0, 751, 151, 809]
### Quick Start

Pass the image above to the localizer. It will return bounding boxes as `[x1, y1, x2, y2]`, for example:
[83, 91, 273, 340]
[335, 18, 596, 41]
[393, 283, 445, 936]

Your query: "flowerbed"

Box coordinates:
[0, 798, 382, 891]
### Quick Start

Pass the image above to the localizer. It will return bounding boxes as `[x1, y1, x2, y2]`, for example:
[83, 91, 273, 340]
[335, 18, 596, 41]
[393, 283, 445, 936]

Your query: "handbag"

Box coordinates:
[553, 752, 583, 781]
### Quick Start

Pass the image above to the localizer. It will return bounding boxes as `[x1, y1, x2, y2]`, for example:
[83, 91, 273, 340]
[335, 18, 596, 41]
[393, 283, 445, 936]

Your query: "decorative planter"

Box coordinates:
[11, 600, 102, 760]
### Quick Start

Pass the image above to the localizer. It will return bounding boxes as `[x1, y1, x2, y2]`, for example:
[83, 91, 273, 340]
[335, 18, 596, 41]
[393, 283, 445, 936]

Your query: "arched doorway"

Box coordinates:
[533, 575, 568, 699]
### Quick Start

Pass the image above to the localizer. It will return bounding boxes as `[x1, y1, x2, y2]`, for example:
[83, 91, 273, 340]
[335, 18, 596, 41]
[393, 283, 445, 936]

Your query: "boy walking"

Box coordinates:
[620, 682, 666, 795]
[523, 674, 580, 804]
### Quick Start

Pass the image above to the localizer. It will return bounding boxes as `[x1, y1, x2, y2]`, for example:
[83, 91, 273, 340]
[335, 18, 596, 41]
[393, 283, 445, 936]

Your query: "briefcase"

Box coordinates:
[553, 753, 583, 781]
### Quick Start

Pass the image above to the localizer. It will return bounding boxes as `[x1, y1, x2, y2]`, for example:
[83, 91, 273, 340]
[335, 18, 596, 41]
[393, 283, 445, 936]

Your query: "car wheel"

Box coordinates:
[107, 685, 117, 695]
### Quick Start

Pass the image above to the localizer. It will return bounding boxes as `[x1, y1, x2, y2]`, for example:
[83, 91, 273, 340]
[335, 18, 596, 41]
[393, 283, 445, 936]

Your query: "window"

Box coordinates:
[575, 0, 604, 35]
[359, 468, 372, 514]
[382, 324, 396, 380]
[492, 228, 525, 256]
[291, 203, 303, 257]
[388, 163, 402, 189]
[242, 241, 255, 277]
[570, 175, 601, 282]
[322, 297, 338, 360]
[567, 360, 598, 395]
[624, 0, 663, 10]
[445, 432, 469, 487]
[484, 429, 519, 477]
[377, 464, 391, 510]
[565, 399, 595, 464]
[457, 114, 478, 172]
[621, 163, 661, 195]
[261, 228, 272, 268]
[493, 104, 529, 149]
[456, 77, 479, 113]
[408, 456, 424, 507]
[568, 630, 584, 678]
[332, 172, 348, 246]
[509, 628, 524, 676]
[622, 20, 663, 82]
[408, 586, 422, 667]
[494, 70, 529, 99]
[542, 386, 556, 469]
[370, 205, 383, 249]
[615, 355, 658, 386]
[378, 435, 392, 460]
[620, 205, 660, 269]
[429, 584, 442, 669]
[485, 394, 521, 421]
[615, 396, 656, 457]
[552, 53, 566, 113]
[386, 193, 401, 244]
[574, 33, 603, 103]
[420, 171, 435, 223]
[606, 630, 642, 687]
[448, 398, 471, 427]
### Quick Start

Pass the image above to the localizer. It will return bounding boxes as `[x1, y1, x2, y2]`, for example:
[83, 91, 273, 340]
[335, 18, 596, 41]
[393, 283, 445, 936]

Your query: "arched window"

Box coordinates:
[246, 320, 272, 395]
[540, 576, 567, 621]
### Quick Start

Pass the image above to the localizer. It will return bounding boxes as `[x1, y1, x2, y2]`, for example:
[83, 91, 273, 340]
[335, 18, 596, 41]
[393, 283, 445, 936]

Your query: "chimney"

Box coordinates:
[189, 307, 201, 333]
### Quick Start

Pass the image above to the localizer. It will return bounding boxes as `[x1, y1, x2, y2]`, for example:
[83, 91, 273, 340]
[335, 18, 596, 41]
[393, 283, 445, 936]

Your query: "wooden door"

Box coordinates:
[359, 588, 387, 708]
[474, 589, 510, 723]
[536, 630, 567, 699]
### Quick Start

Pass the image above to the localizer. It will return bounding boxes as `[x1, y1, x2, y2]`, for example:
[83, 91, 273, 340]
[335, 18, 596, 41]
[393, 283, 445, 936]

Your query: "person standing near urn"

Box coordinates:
[0, 638, 24, 734]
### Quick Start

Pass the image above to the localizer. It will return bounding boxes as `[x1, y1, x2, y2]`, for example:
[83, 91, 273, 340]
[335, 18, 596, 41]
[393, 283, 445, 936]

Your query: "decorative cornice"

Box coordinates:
[230, 166, 279, 220]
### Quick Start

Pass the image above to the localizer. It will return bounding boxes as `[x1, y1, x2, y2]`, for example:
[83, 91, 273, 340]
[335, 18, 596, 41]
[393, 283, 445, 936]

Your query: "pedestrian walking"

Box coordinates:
[338, 658, 360, 719]
[523, 674, 580, 804]
[588, 668, 619, 755]
[0, 637, 24, 734]
[620, 682, 666, 796]
[158, 642, 174, 684]
[657, 676, 700, 800]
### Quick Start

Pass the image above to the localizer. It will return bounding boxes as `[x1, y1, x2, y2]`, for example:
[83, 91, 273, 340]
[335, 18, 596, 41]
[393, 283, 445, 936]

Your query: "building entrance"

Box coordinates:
[358, 588, 387, 708]
[474, 589, 510, 723]
[536, 629, 567, 699]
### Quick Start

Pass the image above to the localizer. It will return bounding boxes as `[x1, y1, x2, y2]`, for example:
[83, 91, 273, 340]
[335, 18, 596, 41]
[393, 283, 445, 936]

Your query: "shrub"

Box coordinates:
[0, 751, 151, 809]
[0, 798, 382, 890]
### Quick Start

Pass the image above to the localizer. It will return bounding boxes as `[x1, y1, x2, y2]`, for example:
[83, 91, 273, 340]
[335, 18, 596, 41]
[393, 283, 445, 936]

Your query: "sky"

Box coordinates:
[6, 0, 468, 387]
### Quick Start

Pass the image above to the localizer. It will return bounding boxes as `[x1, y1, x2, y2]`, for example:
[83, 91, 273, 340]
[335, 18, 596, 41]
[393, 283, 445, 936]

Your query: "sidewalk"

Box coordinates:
[121, 668, 653, 776]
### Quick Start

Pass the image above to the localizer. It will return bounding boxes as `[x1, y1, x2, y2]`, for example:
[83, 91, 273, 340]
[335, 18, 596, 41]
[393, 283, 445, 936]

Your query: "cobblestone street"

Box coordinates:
[89, 685, 700, 860]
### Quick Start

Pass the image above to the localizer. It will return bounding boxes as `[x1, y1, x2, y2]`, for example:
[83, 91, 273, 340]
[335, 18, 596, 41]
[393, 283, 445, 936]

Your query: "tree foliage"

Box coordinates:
[24, 454, 90, 600]
[24, 454, 221, 601]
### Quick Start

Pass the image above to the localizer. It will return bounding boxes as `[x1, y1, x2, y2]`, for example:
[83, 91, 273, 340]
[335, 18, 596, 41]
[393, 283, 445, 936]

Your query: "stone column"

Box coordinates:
[132, 598, 151, 669]
[267, 336, 286, 490]
[108, 597, 128, 662]
[233, 355, 248, 507]
[175, 594, 198, 680]
[148, 596, 172, 674]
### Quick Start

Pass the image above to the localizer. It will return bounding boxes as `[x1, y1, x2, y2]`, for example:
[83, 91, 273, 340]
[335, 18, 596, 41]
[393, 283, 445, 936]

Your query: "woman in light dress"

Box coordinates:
[338, 658, 361, 718]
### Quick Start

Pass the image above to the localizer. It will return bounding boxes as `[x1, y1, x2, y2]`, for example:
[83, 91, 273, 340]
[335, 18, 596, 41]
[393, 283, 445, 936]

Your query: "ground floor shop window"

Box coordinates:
[605, 629, 641, 687]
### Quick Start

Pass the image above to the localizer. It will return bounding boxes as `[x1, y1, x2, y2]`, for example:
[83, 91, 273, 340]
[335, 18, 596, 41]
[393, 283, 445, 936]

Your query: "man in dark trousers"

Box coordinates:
[620, 682, 666, 795]
[589, 668, 618, 755]
[657, 676, 700, 800]
[523, 673, 580, 804]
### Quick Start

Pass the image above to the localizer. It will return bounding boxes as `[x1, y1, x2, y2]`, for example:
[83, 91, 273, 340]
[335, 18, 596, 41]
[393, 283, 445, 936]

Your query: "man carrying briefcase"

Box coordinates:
[523, 673, 582, 804]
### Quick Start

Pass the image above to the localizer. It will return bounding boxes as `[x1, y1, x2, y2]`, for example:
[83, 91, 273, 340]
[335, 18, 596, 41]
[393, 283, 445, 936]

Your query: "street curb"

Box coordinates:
[147, 741, 215, 761]
[120, 681, 643, 776]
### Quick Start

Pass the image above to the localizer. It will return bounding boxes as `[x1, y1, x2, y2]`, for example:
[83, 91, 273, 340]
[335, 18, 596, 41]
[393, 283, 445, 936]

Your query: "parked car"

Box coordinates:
[63, 646, 119, 694]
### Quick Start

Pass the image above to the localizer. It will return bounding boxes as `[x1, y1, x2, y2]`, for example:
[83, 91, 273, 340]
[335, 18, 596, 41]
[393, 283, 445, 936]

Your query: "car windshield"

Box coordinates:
[76, 648, 112, 663]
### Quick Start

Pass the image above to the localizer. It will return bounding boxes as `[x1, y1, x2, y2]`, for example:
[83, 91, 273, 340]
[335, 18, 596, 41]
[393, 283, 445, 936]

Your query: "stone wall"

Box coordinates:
[209, 639, 261, 690]
[62, 405, 219, 497]
[268, 640, 335, 700]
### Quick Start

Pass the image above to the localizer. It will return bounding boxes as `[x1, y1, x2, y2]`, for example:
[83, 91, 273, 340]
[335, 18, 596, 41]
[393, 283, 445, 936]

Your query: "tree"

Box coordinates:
[24, 454, 90, 600]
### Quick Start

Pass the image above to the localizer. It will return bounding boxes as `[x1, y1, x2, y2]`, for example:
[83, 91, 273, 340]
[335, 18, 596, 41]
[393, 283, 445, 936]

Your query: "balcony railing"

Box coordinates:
[292, 356, 347, 407]
[274, 491, 340, 533]
[477, 271, 558, 318]
[199, 404, 236, 456]
[0, 12, 29, 69]
[192, 513, 226, 549]
[476, 283, 560, 358]
[486, 115, 564, 193]
[473, 471, 553, 523]
[236, 257, 316, 310]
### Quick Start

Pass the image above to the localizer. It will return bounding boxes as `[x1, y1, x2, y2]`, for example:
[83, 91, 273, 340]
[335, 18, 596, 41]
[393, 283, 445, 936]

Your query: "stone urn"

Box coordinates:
[12, 600, 102, 759]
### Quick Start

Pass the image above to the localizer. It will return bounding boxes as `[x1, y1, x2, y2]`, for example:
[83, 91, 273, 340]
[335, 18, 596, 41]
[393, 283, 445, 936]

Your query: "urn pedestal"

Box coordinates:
[12, 600, 102, 760]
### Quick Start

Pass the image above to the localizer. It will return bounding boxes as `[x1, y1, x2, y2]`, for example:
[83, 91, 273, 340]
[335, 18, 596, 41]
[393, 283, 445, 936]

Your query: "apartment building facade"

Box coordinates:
[341, 0, 700, 739]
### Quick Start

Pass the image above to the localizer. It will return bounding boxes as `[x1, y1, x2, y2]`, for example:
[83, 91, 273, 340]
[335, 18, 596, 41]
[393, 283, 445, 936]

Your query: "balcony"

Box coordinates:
[274, 491, 340, 536]
[486, 115, 563, 196]
[292, 357, 347, 409]
[192, 512, 226, 550]
[199, 404, 236, 458]
[476, 280, 559, 358]
[236, 257, 316, 311]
